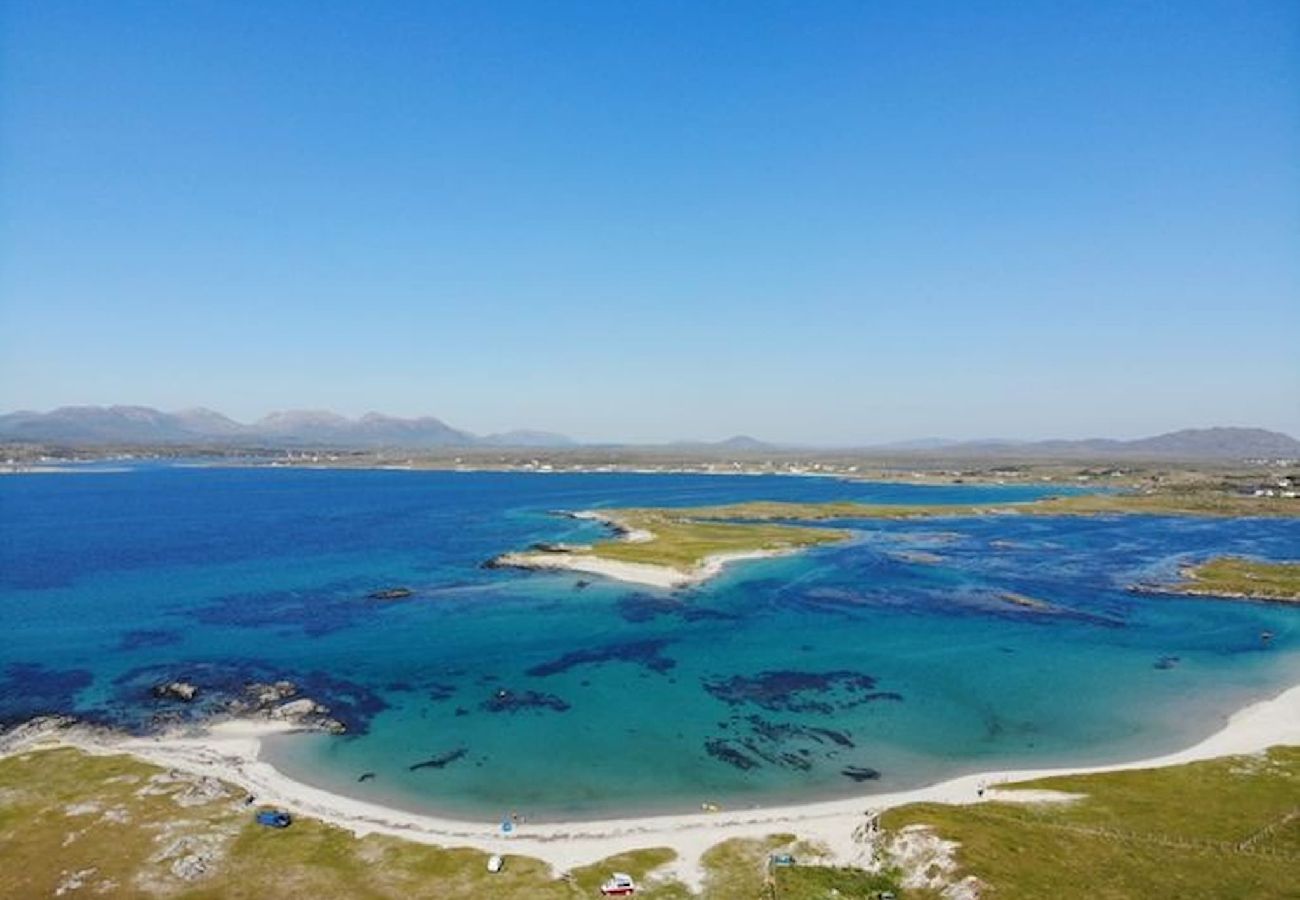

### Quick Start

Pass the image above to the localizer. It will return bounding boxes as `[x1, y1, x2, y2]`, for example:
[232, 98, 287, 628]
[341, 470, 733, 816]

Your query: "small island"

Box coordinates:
[1136, 557, 1300, 604]
[489, 508, 851, 588]
[492, 489, 1299, 589]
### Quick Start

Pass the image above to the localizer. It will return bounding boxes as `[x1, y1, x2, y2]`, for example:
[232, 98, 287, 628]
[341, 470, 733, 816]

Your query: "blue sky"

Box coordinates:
[2, 1, 1297, 443]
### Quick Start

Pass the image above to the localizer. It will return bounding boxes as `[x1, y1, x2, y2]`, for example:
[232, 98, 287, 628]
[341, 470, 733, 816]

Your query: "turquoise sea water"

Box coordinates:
[1, 466, 1297, 820]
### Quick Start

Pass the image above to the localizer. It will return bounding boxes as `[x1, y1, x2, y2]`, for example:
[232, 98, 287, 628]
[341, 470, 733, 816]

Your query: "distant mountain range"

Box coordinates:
[0, 406, 573, 449]
[917, 428, 1300, 460]
[1, 406, 1297, 459]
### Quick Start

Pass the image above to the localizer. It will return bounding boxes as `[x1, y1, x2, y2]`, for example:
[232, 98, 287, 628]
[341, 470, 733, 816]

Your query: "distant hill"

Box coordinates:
[0, 406, 539, 449]
[254, 411, 475, 447]
[0, 406, 245, 444]
[886, 428, 1300, 460]
[1, 407, 1296, 459]
[716, 435, 772, 451]
[479, 430, 576, 448]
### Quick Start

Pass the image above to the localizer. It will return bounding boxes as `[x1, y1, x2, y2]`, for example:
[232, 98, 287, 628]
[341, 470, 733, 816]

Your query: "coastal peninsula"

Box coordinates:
[1135, 557, 1300, 604]
[493, 489, 1299, 589]
[489, 509, 850, 588]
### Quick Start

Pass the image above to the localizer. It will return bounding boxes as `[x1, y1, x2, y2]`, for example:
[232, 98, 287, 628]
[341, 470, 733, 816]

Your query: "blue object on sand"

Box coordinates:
[256, 810, 292, 828]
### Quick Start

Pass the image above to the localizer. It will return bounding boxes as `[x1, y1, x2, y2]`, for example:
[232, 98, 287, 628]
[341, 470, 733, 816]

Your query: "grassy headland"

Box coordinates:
[883, 746, 1300, 900]
[1140, 557, 1300, 604]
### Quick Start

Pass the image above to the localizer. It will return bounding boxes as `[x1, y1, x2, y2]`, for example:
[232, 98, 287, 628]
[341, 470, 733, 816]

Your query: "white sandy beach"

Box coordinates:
[9, 682, 1299, 891]
[494, 547, 795, 589]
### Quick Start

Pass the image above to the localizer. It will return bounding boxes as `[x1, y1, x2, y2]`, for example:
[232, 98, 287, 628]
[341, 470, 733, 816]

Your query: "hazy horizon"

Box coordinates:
[2, 2, 1298, 443]
[2, 401, 1297, 447]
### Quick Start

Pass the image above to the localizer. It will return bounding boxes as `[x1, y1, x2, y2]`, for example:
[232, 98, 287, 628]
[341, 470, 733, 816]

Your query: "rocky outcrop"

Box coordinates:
[151, 681, 200, 702]
[228, 682, 345, 733]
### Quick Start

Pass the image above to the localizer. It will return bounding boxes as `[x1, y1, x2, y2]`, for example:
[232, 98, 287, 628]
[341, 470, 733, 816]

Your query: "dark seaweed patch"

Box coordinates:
[481, 689, 570, 714]
[617, 594, 686, 623]
[704, 738, 760, 770]
[703, 711, 868, 775]
[702, 670, 900, 714]
[841, 765, 881, 782]
[526, 639, 676, 677]
[117, 629, 183, 651]
[409, 748, 467, 771]
[427, 682, 457, 701]
[617, 593, 739, 624]
[0, 663, 94, 724]
[188, 580, 417, 638]
[744, 715, 856, 749]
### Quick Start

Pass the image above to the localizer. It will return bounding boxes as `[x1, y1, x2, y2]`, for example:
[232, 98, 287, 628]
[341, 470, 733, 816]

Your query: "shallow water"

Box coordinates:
[1, 466, 1297, 820]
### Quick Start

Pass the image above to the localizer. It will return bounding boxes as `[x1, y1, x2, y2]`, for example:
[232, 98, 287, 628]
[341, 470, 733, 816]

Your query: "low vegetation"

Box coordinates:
[884, 746, 1300, 900]
[1157, 557, 1300, 603]
[659, 489, 1300, 524]
[0, 748, 692, 900]
[4, 745, 1299, 898]
[589, 509, 849, 569]
[532, 489, 1296, 575]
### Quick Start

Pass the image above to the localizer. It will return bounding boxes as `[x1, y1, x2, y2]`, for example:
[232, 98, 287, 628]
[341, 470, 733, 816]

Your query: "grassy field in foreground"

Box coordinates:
[4, 744, 1299, 898]
[0, 748, 697, 900]
[884, 746, 1300, 900]
[1168, 557, 1300, 603]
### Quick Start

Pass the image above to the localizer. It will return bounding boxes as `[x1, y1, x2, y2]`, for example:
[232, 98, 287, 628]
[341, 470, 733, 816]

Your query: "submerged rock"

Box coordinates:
[151, 681, 200, 703]
[481, 689, 570, 714]
[702, 669, 900, 714]
[704, 738, 761, 770]
[267, 697, 345, 733]
[841, 765, 882, 782]
[408, 748, 468, 771]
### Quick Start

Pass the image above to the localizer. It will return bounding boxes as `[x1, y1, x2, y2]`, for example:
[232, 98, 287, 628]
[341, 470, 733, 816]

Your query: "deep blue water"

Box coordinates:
[1, 466, 1297, 820]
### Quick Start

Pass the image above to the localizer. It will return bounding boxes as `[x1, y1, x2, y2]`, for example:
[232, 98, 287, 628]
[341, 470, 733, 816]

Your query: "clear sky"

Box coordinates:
[1, 1, 1297, 444]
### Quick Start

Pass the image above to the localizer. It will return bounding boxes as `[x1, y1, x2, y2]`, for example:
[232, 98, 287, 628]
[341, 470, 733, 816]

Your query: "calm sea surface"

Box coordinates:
[2, 466, 1297, 820]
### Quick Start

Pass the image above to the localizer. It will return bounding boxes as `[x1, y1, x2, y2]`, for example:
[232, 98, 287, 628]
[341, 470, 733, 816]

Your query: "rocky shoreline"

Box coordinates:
[1, 673, 351, 747]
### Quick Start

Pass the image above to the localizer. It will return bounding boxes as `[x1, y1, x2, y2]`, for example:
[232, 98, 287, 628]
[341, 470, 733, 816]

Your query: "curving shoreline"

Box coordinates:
[490, 546, 797, 588]
[490, 506, 847, 588]
[6, 682, 1298, 890]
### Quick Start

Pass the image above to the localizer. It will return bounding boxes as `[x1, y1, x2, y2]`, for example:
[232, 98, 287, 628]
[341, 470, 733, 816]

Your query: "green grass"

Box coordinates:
[1172, 557, 1300, 602]
[882, 747, 1300, 900]
[4, 745, 1300, 898]
[0, 748, 691, 900]
[774, 865, 907, 900]
[506, 488, 1296, 576]
[661, 490, 1300, 523]
[586, 510, 849, 570]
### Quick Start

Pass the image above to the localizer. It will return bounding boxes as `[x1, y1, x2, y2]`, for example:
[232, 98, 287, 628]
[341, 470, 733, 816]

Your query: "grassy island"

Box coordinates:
[493, 508, 850, 587]
[1144, 557, 1300, 604]
[495, 489, 1297, 588]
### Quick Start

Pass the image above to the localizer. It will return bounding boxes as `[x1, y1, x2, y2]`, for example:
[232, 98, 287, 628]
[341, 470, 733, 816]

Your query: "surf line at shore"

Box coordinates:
[6, 682, 1299, 891]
